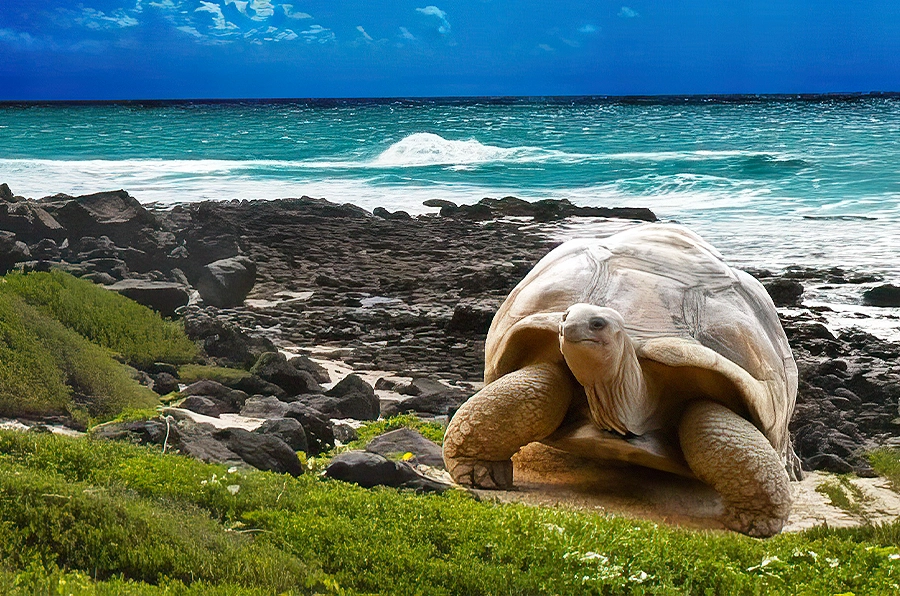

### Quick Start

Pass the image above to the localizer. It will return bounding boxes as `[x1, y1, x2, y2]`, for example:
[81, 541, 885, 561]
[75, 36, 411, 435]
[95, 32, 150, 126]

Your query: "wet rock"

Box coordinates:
[255, 417, 308, 452]
[366, 428, 445, 468]
[323, 451, 449, 492]
[764, 279, 804, 306]
[423, 199, 457, 209]
[213, 428, 303, 476]
[251, 351, 321, 396]
[862, 284, 900, 307]
[107, 280, 190, 316]
[0, 183, 14, 202]
[197, 255, 257, 307]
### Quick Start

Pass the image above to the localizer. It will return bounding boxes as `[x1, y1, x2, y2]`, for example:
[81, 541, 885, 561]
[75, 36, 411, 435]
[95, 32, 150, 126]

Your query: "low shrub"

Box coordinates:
[1, 270, 197, 367]
[2, 430, 900, 595]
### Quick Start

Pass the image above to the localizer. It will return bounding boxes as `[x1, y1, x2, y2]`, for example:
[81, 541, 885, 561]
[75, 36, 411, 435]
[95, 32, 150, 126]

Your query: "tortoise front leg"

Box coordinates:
[678, 400, 792, 537]
[443, 362, 574, 489]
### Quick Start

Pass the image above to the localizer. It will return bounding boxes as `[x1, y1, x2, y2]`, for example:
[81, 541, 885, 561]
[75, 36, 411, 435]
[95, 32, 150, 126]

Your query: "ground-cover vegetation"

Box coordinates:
[2, 429, 900, 595]
[1, 270, 197, 367]
[0, 271, 197, 422]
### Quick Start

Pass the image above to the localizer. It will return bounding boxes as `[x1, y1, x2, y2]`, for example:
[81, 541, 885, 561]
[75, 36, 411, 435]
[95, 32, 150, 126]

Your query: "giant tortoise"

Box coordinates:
[443, 223, 800, 537]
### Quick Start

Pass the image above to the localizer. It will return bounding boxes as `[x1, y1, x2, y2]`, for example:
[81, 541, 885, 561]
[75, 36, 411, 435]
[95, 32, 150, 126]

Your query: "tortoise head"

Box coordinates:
[558, 303, 649, 435]
[558, 303, 629, 377]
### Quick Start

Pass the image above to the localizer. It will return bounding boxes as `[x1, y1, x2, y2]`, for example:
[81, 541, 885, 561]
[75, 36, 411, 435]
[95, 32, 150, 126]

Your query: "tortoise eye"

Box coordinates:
[590, 317, 607, 330]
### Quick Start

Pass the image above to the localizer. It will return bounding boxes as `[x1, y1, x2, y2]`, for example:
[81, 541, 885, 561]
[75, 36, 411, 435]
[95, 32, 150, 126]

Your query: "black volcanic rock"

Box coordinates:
[107, 279, 190, 316]
[196, 255, 257, 307]
[862, 284, 900, 307]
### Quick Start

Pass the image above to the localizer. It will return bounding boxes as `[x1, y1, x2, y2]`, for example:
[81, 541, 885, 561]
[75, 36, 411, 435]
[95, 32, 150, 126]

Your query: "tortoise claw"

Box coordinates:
[447, 457, 513, 490]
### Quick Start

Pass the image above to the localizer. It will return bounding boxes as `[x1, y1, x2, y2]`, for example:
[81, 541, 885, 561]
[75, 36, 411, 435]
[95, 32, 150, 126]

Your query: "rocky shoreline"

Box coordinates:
[1, 183, 899, 480]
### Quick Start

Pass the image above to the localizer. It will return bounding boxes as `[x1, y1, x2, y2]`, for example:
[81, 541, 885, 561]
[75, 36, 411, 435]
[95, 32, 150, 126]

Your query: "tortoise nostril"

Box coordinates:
[590, 317, 607, 330]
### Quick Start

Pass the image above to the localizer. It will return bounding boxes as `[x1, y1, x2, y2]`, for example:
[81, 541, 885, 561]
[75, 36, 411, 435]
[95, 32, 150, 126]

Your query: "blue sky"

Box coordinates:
[1, 0, 899, 99]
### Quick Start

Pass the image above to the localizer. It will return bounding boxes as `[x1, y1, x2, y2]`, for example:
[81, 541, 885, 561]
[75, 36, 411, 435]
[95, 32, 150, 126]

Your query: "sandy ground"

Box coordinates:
[470, 442, 900, 534]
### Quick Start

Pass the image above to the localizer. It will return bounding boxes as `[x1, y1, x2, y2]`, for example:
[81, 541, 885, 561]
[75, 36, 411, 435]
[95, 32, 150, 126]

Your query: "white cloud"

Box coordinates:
[399, 26, 415, 40]
[249, 0, 274, 21]
[416, 5, 450, 34]
[300, 24, 335, 43]
[356, 25, 373, 41]
[177, 25, 204, 38]
[537, 43, 554, 52]
[149, 0, 179, 9]
[275, 28, 298, 41]
[225, 0, 249, 15]
[196, 1, 239, 31]
[282, 4, 311, 19]
[77, 7, 139, 30]
[579, 24, 598, 34]
[0, 27, 40, 47]
[133, 0, 144, 13]
[618, 6, 639, 18]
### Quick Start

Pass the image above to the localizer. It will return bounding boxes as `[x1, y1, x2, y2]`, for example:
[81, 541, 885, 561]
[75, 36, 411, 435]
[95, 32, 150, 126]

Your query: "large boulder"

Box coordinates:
[107, 279, 190, 317]
[862, 284, 900, 307]
[381, 378, 469, 418]
[0, 201, 66, 243]
[0, 231, 32, 273]
[366, 428, 445, 468]
[251, 352, 321, 396]
[40, 190, 160, 247]
[324, 451, 449, 492]
[213, 428, 303, 476]
[319, 374, 380, 420]
[196, 255, 257, 307]
[255, 417, 308, 452]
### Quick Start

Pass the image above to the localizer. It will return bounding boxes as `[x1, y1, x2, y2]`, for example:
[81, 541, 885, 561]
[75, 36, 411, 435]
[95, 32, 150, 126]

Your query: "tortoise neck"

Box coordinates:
[583, 333, 656, 436]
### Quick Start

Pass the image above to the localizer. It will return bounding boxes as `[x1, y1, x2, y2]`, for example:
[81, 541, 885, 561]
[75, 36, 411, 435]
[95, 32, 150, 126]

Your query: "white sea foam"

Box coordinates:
[370, 132, 581, 167]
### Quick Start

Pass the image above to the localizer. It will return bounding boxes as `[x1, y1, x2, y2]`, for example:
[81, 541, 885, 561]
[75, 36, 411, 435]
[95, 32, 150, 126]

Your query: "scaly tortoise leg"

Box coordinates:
[443, 362, 574, 489]
[679, 400, 792, 537]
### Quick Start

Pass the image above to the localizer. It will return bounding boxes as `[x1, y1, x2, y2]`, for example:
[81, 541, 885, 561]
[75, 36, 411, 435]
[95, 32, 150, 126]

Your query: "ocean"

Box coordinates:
[1, 96, 898, 338]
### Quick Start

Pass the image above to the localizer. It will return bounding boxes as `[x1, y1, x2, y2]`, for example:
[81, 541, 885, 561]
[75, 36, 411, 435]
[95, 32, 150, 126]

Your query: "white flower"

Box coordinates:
[227, 484, 240, 495]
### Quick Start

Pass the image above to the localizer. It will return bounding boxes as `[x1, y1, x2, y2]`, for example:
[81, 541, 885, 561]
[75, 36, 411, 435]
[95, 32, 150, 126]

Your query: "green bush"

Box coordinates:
[3, 430, 900, 595]
[0, 293, 71, 418]
[1, 270, 197, 367]
[0, 282, 159, 421]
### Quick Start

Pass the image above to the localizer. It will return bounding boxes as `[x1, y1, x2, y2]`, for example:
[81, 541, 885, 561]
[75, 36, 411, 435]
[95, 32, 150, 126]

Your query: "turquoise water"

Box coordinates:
[1, 98, 899, 283]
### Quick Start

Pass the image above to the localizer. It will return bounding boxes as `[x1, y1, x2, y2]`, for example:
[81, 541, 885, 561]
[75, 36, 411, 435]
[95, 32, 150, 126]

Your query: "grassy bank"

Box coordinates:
[2, 430, 900, 595]
[0, 271, 197, 422]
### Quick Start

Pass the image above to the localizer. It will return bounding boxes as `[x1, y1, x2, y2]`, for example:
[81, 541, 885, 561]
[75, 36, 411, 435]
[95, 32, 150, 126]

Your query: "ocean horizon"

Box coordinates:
[2, 94, 899, 323]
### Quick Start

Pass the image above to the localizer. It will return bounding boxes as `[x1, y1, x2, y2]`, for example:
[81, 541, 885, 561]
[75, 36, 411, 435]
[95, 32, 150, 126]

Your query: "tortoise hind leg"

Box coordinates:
[443, 362, 574, 489]
[678, 400, 792, 537]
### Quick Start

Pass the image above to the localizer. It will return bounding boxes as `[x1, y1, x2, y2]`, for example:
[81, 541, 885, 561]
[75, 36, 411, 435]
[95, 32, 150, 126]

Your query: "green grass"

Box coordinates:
[871, 448, 900, 491]
[1, 270, 197, 368]
[3, 430, 900, 595]
[816, 475, 873, 523]
[0, 271, 203, 422]
[177, 364, 252, 386]
[0, 292, 158, 421]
